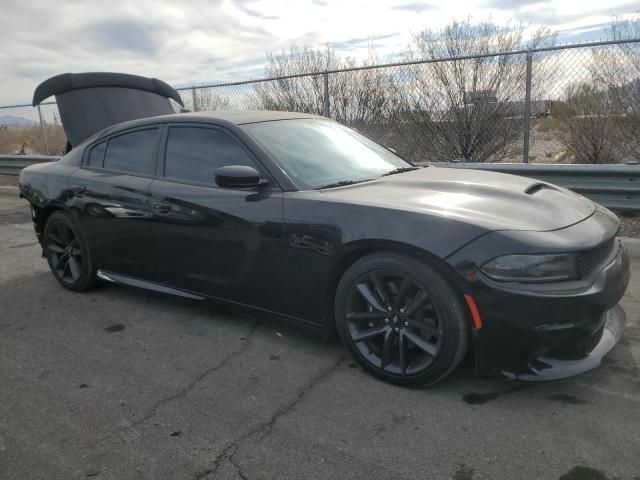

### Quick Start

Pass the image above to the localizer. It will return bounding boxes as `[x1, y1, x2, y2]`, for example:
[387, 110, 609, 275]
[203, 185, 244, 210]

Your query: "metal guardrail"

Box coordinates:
[0, 155, 59, 176]
[1, 155, 638, 213]
[424, 162, 640, 212]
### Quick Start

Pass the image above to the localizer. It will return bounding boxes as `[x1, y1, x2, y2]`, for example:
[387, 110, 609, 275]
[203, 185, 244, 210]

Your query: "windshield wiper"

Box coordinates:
[315, 179, 373, 190]
[381, 166, 420, 177]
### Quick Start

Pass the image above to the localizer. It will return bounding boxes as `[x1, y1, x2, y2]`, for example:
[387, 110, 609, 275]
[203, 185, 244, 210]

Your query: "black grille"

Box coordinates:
[576, 238, 616, 278]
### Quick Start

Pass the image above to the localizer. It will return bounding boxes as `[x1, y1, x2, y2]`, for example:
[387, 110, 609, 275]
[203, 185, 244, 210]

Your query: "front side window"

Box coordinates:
[242, 119, 410, 189]
[164, 127, 255, 184]
[103, 128, 158, 175]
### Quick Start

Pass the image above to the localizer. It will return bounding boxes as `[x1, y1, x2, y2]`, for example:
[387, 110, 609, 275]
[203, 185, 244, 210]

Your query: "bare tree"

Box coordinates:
[389, 18, 556, 162]
[255, 46, 330, 114]
[330, 52, 390, 137]
[172, 87, 233, 113]
[194, 88, 232, 111]
[591, 14, 640, 160]
[254, 46, 390, 137]
[555, 82, 620, 164]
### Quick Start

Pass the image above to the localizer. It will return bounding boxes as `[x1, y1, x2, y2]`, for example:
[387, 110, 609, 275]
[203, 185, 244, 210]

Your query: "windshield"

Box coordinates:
[242, 119, 411, 189]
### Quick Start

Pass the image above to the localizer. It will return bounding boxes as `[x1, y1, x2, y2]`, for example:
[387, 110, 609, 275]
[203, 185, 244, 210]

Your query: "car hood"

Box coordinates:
[320, 166, 595, 232]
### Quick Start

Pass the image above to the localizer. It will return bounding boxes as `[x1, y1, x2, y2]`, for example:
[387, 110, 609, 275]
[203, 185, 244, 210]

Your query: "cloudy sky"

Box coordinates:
[1, 0, 638, 106]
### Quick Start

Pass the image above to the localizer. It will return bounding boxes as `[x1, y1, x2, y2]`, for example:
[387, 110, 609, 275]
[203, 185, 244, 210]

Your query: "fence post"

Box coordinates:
[191, 88, 198, 112]
[36, 105, 50, 155]
[522, 50, 533, 164]
[323, 72, 330, 118]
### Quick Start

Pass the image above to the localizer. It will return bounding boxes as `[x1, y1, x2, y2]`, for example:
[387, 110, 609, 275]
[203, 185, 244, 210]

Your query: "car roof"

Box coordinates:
[103, 110, 324, 132]
[80, 110, 328, 152]
[183, 110, 324, 124]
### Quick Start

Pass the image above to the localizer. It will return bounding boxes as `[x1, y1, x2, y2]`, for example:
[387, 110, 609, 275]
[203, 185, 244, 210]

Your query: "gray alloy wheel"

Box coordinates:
[335, 252, 469, 387]
[44, 211, 96, 292]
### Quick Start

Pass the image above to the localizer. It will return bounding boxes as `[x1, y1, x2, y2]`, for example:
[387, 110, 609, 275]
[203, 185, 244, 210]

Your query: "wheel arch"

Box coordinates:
[31, 202, 70, 249]
[324, 239, 468, 338]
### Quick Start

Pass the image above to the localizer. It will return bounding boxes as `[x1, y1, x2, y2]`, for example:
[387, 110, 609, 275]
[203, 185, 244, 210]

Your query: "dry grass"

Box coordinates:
[510, 145, 524, 157]
[535, 118, 562, 134]
[0, 125, 66, 155]
[0, 175, 18, 186]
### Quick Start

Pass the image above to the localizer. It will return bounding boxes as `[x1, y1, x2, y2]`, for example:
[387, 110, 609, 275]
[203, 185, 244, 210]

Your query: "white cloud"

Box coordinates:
[0, 0, 638, 106]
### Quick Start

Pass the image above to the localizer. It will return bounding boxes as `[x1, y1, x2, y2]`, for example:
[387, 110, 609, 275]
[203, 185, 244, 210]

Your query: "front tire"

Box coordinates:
[43, 211, 96, 292]
[335, 252, 469, 387]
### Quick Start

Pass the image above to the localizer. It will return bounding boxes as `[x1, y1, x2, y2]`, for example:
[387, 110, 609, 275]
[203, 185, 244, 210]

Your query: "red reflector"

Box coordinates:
[464, 294, 482, 330]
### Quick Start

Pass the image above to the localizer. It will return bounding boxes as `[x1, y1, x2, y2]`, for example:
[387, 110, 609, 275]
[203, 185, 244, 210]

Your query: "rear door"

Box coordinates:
[68, 127, 160, 279]
[148, 124, 285, 311]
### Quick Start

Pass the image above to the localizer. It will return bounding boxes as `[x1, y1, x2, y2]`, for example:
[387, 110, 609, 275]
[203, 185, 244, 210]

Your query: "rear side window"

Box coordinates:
[103, 128, 158, 175]
[87, 141, 106, 167]
[164, 127, 255, 184]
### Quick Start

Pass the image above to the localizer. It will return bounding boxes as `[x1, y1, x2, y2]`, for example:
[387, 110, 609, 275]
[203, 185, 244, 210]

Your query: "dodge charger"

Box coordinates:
[19, 72, 630, 386]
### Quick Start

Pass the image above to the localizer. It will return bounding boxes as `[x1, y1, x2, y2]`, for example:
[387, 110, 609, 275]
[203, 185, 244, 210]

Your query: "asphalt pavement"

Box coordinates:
[1, 190, 639, 480]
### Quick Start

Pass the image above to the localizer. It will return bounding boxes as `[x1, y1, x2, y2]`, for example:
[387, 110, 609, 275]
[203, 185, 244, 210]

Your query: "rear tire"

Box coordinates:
[335, 252, 469, 387]
[43, 211, 97, 292]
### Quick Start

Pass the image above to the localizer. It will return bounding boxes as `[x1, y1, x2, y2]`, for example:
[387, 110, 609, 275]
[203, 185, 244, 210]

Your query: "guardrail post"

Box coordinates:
[522, 50, 533, 164]
[191, 88, 198, 112]
[323, 72, 330, 118]
[37, 105, 50, 155]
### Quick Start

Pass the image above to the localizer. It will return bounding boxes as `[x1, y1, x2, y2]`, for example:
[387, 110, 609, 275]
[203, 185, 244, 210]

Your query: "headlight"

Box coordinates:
[481, 253, 577, 283]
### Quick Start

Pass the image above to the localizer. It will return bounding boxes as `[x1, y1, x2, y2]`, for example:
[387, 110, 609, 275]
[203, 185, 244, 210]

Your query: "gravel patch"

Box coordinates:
[619, 213, 640, 238]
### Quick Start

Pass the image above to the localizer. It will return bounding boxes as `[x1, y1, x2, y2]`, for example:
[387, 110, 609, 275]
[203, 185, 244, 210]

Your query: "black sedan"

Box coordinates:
[19, 72, 630, 386]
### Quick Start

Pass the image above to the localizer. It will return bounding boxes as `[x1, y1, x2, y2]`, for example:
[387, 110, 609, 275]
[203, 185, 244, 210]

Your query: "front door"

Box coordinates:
[148, 125, 285, 311]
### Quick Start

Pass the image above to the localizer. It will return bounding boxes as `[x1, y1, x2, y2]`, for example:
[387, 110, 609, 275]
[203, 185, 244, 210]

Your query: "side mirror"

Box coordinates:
[214, 165, 265, 189]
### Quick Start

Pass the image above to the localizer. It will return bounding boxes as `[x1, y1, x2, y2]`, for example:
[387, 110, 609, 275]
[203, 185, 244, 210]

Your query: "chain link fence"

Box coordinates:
[1, 38, 639, 163]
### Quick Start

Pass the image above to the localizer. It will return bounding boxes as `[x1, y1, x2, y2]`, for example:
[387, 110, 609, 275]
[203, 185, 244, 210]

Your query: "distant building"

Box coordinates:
[463, 90, 498, 105]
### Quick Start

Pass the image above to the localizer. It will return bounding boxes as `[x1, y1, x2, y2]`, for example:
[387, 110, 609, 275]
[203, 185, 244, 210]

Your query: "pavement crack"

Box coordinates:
[256, 356, 345, 441]
[228, 445, 249, 480]
[194, 468, 212, 480]
[134, 322, 261, 423]
[87, 322, 261, 449]
[195, 356, 344, 479]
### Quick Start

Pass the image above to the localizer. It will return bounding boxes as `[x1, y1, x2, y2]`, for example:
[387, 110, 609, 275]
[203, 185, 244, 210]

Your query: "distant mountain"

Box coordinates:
[0, 114, 37, 127]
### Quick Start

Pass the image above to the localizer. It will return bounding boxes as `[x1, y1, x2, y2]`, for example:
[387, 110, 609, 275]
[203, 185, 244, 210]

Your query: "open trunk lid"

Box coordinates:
[32, 72, 184, 148]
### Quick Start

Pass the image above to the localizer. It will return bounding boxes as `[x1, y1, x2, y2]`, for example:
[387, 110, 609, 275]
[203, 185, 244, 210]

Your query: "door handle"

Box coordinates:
[69, 184, 86, 195]
[152, 202, 171, 214]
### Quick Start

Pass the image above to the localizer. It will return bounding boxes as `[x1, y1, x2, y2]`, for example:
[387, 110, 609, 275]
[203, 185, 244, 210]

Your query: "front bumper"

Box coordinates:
[456, 237, 631, 381]
[503, 304, 625, 381]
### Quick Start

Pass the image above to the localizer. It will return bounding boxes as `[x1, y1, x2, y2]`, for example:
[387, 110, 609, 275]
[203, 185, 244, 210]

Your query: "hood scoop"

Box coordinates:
[322, 166, 595, 232]
[524, 182, 557, 195]
[32, 72, 184, 148]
